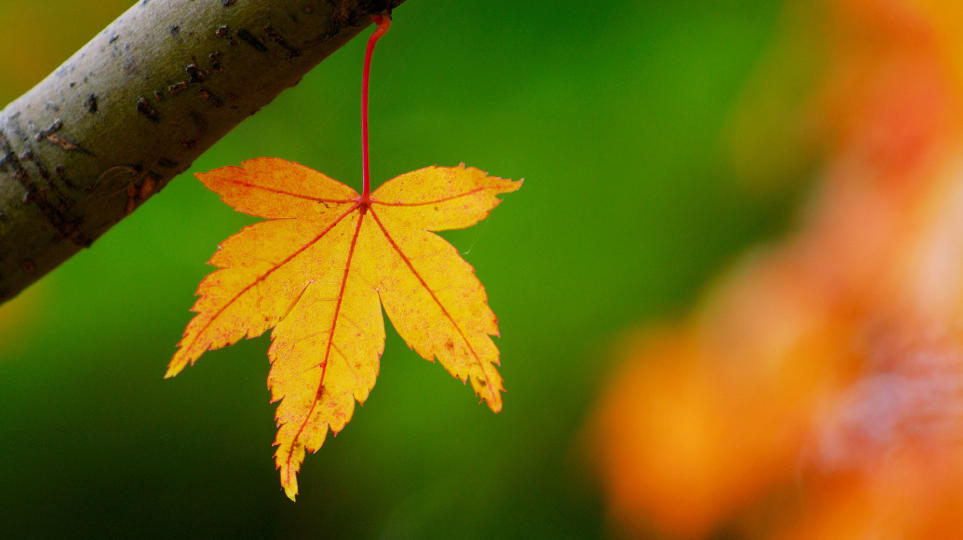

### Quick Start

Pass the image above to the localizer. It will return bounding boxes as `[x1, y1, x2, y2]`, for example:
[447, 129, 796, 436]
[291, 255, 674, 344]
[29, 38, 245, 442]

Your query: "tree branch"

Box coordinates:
[0, 0, 405, 304]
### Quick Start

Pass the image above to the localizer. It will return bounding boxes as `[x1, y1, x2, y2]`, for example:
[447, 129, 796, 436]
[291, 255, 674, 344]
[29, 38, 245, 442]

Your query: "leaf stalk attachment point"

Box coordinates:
[361, 15, 392, 202]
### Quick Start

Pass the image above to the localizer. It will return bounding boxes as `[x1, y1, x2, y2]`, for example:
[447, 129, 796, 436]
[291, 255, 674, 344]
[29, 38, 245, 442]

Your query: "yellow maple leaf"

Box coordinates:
[167, 158, 519, 499]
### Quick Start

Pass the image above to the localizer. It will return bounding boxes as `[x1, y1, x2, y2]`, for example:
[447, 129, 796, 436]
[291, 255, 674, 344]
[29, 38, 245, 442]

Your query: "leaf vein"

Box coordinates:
[282, 209, 366, 484]
[183, 204, 359, 356]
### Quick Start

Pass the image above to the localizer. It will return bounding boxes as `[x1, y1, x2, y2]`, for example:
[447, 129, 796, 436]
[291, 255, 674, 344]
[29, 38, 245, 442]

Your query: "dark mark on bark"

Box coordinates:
[209, 52, 224, 72]
[130, 169, 160, 209]
[55, 164, 78, 190]
[264, 25, 302, 58]
[157, 157, 178, 168]
[140, 175, 157, 199]
[26, 153, 73, 210]
[0, 211, 5, 221]
[34, 160, 50, 182]
[20, 152, 60, 198]
[126, 172, 158, 215]
[84, 94, 98, 113]
[46, 133, 90, 154]
[199, 88, 224, 108]
[168, 81, 189, 95]
[186, 63, 206, 83]
[34, 119, 62, 142]
[223, 0, 236, 6]
[170, 25, 180, 36]
[136, 97, 159, 122]
[34, 120, 90, 154]
[109, 34, 119, 44]
[216, 25, 238, 47]
[154, 90, 164, 101]
[1, 131, 91, 246]
[236, 29, 267, 52]
[125, 183, 137, 215]
[9, 117, 29, 144]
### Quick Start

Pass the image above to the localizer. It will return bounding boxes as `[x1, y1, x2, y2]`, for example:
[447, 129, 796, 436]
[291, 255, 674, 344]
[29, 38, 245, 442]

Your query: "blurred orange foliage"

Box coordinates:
[594, 1, 963, 538]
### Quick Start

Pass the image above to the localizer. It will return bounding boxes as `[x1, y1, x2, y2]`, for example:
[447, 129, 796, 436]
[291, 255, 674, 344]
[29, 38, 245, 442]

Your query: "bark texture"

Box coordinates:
[0, 0, 405, 304]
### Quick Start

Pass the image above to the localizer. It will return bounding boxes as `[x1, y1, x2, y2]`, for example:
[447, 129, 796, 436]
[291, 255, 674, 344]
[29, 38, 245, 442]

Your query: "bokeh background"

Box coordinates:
[0, 0, 828, 538]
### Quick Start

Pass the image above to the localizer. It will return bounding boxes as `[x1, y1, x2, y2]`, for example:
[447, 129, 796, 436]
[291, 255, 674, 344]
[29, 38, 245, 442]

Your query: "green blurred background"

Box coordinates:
[0, 0, 801, 538]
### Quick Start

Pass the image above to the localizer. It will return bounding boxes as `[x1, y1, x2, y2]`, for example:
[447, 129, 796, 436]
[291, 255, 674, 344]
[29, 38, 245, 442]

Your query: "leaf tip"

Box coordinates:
[165, 357, 187, 378]
[193, 169, 217, 188]
[278, 461, 300, 501]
